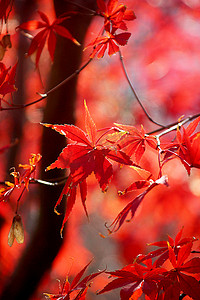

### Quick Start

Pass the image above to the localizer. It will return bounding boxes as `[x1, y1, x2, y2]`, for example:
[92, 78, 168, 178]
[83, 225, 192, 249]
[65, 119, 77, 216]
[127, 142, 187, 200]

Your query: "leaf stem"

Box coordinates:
[15, 186, 26, 214]
[118, 50, 165, 128]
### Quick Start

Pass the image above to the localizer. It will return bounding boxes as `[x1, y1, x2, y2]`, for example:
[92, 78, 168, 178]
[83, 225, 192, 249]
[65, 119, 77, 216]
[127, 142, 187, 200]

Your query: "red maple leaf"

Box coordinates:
[0, 62, 17, 106]
[0, 153, 41, 202]
[114, 123, 157, 163]
[98, 258, 166, 300]
[44, 261, 103, 300]
[141, 227, 197, 267]
[43, 101, 133, 233]
[18, 11, 80, 67]
[107, 175, 168, 233]
[97, 0, 136, 33]
[18, 153, 42, 190]
[85, 31, 131, 59]
[163, 117, 200, 174]
[161, 242, 200, 300]
[98, 230, 200, 299]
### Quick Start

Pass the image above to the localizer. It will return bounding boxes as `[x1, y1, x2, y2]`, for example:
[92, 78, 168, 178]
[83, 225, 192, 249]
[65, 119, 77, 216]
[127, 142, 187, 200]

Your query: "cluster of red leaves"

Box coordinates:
[98, 228, 200, 300]
[44, 261, 102, 300]
[85, 0, 135, 58]
[43, 98, 200, 235]
[0, 153, 41, 202]
[162, 116, 200, 175]
[18, 11, 80, 67]
[0, 62, 17, 107]
[107, 116, 200, 233]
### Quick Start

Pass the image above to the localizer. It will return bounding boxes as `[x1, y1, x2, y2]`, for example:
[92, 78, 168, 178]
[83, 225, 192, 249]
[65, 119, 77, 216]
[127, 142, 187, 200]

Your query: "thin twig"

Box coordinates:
[148, 113, 200, 135]
[15, 186, 26, 214]
[64, 0, 97, 15]
[29, 178, 67, 186]
[119, 50, 165, 128]
[155, 118, 190, 139]
[1, 58, 93, 111]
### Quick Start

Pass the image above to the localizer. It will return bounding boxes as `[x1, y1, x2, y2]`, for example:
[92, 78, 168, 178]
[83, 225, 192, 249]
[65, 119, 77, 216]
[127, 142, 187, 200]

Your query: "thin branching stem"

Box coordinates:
[119, 50, 165, 128]
[1, 58, 93, 111]
[29, 178, 67, 186]
[15, 186, 26, 214]
[65, 0, 97, 15]
[148, 112, 200, 135]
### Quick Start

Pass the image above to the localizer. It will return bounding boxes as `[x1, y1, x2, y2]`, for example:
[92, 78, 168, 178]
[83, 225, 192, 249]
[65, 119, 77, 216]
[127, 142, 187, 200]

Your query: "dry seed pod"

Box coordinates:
[8, 215, 24, 247]
[8, 220, 15, 247]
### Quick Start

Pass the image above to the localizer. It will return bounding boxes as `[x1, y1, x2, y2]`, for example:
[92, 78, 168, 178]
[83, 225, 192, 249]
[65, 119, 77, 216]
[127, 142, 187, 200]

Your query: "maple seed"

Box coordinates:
[8, 214, 24, 247]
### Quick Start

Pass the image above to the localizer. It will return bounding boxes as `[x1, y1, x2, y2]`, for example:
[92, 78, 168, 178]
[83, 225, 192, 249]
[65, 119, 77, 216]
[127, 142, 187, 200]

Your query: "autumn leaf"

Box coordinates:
[114, 123, 157, 163]
[98, 259, 166, 300]
[0, 62, 17, 104]
[164, 117, 200, 174]
[97, 0, 136, 33]
[141, 227, 197, 267]
[163, 242, 200, 300]
[85, 31, 131, 59]
[44, 260, 103, 300]
[17, 11, 80, 67]
[44, 101, 133, 189]
[18, 153, 42, 190]
[99, 230, 200, 299]
[0, 153, 41, 202]
[43, 101, 133, 233]
[107, 175, 168, 233]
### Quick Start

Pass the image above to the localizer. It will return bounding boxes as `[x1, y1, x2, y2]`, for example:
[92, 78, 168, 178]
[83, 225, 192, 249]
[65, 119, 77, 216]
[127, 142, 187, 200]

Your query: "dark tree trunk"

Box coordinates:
[0, 1, 96, 299]
[6, 0, 37, 169]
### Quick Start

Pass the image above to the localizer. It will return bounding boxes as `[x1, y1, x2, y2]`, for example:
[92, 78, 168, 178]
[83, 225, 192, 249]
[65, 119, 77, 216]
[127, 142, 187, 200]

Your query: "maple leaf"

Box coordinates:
[164, 117, 200, 174]
[43, 101, 133, 233]
[114, 123, 157, 163]
[85, 31, 131, 59]
[0, 180, 15, 202]
[161, 242, 200, 300]
[0, 62, 17, 106]
[98, 259, 166, 300]
[44, 260, 103, 300]
[17, 11, 80, 67]
[97, 0, 136, 33]
[18, 153, 42, 190]
[0, 153, 41, 202]
[107, 175, 168, 233]
[141, 228, 198, 268]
